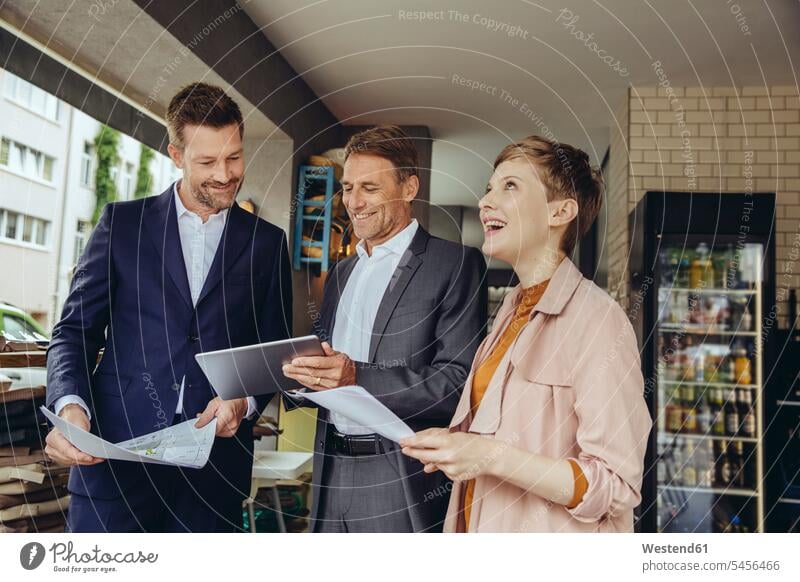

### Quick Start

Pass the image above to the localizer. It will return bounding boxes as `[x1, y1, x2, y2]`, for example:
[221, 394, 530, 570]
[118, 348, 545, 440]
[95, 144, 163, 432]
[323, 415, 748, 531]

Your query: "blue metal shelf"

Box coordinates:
[292, 165, 336, 272]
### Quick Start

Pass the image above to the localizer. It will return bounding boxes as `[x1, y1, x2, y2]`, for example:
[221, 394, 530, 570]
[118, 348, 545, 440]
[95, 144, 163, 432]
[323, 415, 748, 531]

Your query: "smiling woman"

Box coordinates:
[401, 135, 652, 533]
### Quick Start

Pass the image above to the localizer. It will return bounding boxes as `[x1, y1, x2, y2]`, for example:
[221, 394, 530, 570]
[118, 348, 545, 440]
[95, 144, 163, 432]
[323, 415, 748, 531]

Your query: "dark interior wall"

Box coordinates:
[133, 0, 343, 159]
[135, 2, 433, 225]
[429, 205, 464, 243]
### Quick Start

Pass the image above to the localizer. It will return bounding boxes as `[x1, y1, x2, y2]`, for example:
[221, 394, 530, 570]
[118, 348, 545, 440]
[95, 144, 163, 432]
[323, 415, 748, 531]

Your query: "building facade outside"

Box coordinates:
[0, 67, 178, 330]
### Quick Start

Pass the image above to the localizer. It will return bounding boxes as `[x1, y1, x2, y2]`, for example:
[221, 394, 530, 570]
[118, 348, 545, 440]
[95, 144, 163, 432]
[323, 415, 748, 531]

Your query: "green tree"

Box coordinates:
[92, 125, 120, 225]
[134, 143, 155, 199]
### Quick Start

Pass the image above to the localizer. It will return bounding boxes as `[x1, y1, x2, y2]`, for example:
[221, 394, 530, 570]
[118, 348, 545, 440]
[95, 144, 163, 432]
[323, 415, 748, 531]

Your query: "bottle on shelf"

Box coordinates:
[741, 305, 753, 331]
[681, 342, 695, 382]
[726, 249, 741, 289]
[671, 438, 684, 486]
[697, 395, 712, 435]
[722, 352, 736, 384]
[682, 440, 698, 487]
[716, 440, 733, 486]
[657, 451, 667, 484]
[704, 353, 721, 383]
[731, 441, 746, 489]
[711, 387, 727, 437]
[733, 346, 752, 385]
[677, 255, 691, 288]
[689, 243, 711, 290]
[665, 385, 683, 434]
[663, 248, 678, 287]
[682, 384, 698, 434]
[694, 349, 705, 383]
[689, 255, 703, 290]
[724, 514, 746, 533]
[696, 439, 714, 488]
[713, 250, 728, 289]
[725, 388, 741, 436]
[739, 388, 756, 438]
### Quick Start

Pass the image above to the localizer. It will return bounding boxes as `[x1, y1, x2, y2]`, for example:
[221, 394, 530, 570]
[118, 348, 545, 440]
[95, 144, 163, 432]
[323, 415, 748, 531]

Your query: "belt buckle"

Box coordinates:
[343, 434, 355, 456]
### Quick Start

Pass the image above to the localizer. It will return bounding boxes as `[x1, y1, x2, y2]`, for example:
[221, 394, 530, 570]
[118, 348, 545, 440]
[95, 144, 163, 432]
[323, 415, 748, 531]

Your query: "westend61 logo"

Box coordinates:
[19, 541, 158, 574]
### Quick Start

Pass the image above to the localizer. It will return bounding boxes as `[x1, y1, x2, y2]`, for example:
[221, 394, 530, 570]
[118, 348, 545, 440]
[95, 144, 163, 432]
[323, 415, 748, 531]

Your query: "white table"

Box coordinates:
[246, 451, 313, 533]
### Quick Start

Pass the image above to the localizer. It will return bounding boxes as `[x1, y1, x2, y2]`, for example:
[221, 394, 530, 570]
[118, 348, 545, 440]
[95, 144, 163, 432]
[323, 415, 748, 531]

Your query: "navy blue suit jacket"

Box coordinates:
[46, 185, 292, 504]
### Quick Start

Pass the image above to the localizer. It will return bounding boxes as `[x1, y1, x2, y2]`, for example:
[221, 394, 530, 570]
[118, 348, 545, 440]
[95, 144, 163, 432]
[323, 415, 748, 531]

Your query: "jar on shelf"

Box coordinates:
[733, 347, 752, 385]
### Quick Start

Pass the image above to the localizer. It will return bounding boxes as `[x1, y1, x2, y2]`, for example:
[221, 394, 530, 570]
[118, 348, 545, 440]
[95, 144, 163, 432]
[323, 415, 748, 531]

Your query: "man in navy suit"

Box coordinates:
[44, 82, 292, 532]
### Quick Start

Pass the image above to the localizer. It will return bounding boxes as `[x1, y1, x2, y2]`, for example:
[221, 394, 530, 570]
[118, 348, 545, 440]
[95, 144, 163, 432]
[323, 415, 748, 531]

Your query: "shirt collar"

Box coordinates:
[356, 219, 419, 259]
[173, 180, 229, 222]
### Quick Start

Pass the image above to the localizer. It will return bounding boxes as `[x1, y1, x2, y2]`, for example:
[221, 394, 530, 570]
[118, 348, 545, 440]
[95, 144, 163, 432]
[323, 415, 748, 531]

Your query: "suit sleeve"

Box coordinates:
[564, 304, 653, 523]
[355, 247, 487, 422]
[46, 204, 114, 411]
[254, 231, 294, 414]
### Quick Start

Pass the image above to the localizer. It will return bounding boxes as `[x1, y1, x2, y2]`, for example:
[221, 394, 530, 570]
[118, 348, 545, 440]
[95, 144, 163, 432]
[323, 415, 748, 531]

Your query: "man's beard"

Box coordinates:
[191, 178, 240, 211]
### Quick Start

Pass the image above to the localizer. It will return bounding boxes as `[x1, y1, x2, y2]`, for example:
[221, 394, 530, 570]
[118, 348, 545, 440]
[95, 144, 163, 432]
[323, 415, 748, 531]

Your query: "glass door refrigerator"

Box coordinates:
[629, 191, 776, 533]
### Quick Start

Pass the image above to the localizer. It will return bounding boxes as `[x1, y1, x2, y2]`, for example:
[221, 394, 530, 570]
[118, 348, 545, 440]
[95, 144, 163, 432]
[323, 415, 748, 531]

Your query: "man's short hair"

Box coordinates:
[166, 82, 243, 148]
[343, 125, 420, 183]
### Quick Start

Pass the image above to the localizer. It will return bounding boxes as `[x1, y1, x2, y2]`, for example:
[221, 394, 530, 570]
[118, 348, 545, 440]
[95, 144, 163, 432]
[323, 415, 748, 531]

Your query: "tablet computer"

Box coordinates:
[194, 335, 324, 400]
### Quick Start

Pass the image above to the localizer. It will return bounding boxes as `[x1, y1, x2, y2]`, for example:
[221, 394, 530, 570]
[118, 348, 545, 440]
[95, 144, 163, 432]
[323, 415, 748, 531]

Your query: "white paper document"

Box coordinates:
[293, 385, 414, 443]
[41, 406, 217, 468]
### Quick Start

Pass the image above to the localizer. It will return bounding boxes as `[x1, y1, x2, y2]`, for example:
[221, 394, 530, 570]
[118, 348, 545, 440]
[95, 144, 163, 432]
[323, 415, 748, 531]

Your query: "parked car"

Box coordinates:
[0, 301, 48, 389]
[0, 302, 48, 343]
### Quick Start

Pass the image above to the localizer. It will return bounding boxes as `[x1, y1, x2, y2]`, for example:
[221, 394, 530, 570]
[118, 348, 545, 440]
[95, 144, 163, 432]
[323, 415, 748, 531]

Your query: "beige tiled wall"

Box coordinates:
[607, 86, 800, 326]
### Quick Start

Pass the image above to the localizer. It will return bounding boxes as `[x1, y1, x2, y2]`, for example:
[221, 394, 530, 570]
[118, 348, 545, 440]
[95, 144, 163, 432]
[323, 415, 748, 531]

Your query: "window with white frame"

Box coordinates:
[80, 141, 94, 188]
[0, 137, 55, 183]
[0, 208, 50, 248]
[73, 219, 91, 264]
[3, 71, 61, 122]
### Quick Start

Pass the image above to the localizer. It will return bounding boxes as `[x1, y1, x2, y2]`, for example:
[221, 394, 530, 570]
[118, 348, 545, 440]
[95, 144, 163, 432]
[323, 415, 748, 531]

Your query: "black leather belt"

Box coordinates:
[328, 428, 384, 456]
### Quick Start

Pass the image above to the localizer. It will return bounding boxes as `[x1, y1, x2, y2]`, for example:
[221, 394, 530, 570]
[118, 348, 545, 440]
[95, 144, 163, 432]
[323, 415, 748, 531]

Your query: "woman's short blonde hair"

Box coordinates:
[494, 135, 604, 256]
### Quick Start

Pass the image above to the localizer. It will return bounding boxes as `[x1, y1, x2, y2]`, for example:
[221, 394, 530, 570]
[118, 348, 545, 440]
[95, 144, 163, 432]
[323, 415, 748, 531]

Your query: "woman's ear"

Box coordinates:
[549, 198, 579, 228]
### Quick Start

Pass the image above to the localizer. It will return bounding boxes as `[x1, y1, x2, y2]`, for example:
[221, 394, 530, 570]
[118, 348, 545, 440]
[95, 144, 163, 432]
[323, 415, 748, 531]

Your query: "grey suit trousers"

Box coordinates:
[315, 450, 414, 533]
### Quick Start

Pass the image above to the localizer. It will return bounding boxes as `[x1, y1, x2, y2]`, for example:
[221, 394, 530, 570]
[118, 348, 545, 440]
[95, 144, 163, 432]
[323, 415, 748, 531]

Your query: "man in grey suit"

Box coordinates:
[282, 125, 486, 532]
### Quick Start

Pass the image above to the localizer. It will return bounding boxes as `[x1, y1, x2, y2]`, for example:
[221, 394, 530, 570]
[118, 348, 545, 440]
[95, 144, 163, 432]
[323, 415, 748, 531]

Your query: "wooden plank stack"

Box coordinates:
[0, 387, 71, 533]
[1, 339, 70, 533]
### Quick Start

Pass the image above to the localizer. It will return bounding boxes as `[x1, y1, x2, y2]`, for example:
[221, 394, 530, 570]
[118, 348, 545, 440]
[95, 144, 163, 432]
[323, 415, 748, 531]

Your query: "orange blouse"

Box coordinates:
[461, 279, 588, 531]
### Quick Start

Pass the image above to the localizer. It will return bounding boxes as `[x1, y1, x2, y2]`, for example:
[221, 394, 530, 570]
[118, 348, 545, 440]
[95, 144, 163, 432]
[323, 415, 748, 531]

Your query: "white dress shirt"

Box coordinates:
[329, 219, 419, 434]
[55, 181, 258, 421]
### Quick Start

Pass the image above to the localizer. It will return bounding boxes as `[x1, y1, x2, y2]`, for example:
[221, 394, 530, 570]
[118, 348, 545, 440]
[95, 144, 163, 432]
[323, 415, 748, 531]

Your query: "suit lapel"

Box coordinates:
[367, 228, 429, 362]
[143, 186, 193, 309]
[196, 203, 253, 306]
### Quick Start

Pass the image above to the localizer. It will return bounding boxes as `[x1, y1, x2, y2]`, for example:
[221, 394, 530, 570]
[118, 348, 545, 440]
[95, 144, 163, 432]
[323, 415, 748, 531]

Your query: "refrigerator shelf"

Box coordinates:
[658, 379, 760, 390]
[658, 431, 759, 444]
[657, 325, 758, 337]
[631, 194, 774, 533]
[663, 287, 757, 296]
[658, 484, 759, 497]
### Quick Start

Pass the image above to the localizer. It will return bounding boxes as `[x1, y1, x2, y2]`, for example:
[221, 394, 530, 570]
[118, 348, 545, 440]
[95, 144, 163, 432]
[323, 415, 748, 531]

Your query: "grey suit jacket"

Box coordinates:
[288, 227, 487, 532]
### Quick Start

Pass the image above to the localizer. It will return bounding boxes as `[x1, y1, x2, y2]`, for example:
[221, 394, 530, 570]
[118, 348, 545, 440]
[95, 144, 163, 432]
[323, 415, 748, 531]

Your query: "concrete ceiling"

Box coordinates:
[0, 0, 288, 140]
[242, 0, 800, 205]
